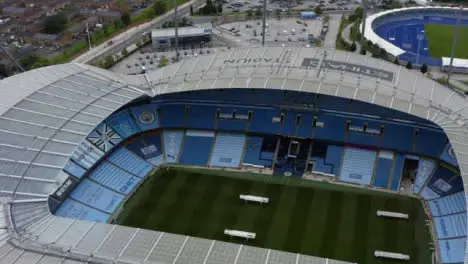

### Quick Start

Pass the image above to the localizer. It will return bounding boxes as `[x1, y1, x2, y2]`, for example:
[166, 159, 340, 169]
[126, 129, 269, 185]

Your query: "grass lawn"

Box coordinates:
[116, 168, 433, 264]
[425, 24, 468, 59]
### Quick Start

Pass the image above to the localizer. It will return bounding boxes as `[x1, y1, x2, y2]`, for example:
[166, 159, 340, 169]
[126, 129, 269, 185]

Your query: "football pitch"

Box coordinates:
[116, 168, 433, 264]
[425, 24, 468, 59]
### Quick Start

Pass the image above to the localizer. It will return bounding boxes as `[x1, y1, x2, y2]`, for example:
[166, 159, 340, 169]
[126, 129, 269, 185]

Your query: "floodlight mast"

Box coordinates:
[262, 0, 267, 46]
[447, 6, 462, 82]
[174, 0, 180, 61]
[360, 0, 368, 48]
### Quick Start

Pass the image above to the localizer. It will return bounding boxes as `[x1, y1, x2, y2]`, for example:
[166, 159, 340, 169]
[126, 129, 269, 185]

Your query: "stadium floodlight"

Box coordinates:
[447, 6, 463, 82]
[173, 0, 180, 61]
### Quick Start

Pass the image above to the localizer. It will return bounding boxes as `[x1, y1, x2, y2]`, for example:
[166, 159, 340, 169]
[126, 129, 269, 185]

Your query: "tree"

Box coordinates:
[420, 63, 428, 74]
[153, 0, 167, 16]
[247, 9, 253, 18]
[275, 8, 281, 18]
[42, 12, 68, 34]
[159, 55, 168, 67]
[314, 6, 322, 15]
[379, 48, 388, 60]
[393, 57, 400, 65]
[20, 54, 50, 70]
[255, 8, 262, 18]
[0, 64, 10, 78]
[190, 5, 194, 15]
[104, 55, 115, 68]
[354, 7, 363, 20]
[360, 48, 367, 55]
[350, 42, 357, 52]
[406, 61, 413, 69]
[121, 11, 131, 26]
[122, 48, 128, 57]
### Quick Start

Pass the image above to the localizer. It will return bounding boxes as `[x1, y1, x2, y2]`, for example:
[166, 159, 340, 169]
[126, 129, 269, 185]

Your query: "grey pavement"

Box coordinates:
[323, 14, 341, 49]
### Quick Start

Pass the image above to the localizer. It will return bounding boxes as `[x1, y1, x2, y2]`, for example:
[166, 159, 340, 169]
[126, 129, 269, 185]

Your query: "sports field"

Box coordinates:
[425, 24, 468, 59]
[117, 168, 432, 264]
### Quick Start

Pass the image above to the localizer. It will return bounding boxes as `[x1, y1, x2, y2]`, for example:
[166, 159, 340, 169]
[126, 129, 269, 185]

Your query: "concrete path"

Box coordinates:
[341, 22, 361, 51]
[323, 14, 342, 49]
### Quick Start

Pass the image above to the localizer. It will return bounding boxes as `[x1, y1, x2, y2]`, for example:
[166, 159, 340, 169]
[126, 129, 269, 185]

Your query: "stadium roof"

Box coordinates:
[363, 6, 466, 58]
[0, 46, 468, 263]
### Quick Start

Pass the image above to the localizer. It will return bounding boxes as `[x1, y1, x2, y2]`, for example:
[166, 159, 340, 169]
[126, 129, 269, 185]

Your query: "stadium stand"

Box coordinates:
[179, 130, 215, 166]
[415, 129, 446, 158]
[339, 147, 376, 185]
[324, 145, 343, 175]
[106, 109, 141, 139]
[274, 138, 309, 177]
[424, 166, 464, 197]
[216, 107, 251, 131]
[159, 104, 186, 128]
[373, 151, 393, 188]
[130, 103, 160, 131]
[438, 237, 466, 263]
[243, 136, 277, 167]
[87, 122, 122, 153]
[390, 154, 405, 191]
[440, 143, 458, 167]
[380, 123, 414, 153]
[249, 108, 284, 134]
[107, 147, 153, 178]
[55, 198, 110, 222]
[68, 179, 124, 213]
[63, 160, 87, 179]
[125, 133, 164, 166]
[163, 130, 184, 163]
[210, 133, 246, 168]
[346, 119, 381, 147]
[413, 158, 436, 194]
[70, 139, 105, 169]
[186, 105, 217, 130]
[434, 213, 467, 239]
[428, 192, 466, 217]
[313, 113, 346, 142]
[89, 161, 141, 195]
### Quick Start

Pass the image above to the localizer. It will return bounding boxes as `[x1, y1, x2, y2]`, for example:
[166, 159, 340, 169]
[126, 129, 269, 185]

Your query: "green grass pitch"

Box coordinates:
[116, 168, 433, 264]
[425, 24, 468, 59]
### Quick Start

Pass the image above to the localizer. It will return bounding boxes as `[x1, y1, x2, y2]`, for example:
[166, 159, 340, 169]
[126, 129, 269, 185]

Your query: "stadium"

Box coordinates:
[365, 6, 468, 69]
[0, 46, 467, 264]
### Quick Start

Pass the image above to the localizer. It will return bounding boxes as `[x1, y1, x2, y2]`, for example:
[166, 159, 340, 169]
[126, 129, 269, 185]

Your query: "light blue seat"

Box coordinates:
[69, 179, 124, 214]
[89, 162, 141, 195]
[420, 186, 440, 200]
[439, 237, 466, 264]
[325, 145, 343, 175]
[108, 148, 153, 178]
[210, 133, 246, 168]
[413, 158, 435, 194]
[63, 160, 87, 179]
[339, 148, 376, 185]
[163, 130, 184, 163]
[434, 213, 467, 239]
[428, 192, 466, 217]
[55, 199, 110, 222]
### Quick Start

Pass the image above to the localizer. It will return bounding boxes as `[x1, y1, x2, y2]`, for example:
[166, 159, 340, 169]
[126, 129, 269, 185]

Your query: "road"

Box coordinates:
[73, 0, 204, 64]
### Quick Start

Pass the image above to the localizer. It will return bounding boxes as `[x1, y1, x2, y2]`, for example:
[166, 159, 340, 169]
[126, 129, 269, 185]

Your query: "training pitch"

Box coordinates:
[117, 168, 432, 264]
[425, 24, 468, 59]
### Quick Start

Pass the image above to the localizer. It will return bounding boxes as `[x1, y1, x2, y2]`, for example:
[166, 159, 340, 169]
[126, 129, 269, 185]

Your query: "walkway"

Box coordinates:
[323, 14, 342, 49]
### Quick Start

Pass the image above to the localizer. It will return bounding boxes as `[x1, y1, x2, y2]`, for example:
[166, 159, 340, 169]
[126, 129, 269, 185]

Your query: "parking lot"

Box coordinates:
[223, 0, 361, 14]
[220, 18, 323, 45]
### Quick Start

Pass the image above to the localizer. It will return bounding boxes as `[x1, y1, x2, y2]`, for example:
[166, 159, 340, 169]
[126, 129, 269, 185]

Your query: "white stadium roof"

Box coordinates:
[0, 46, 468, 263]
[363, 6, 466, 58]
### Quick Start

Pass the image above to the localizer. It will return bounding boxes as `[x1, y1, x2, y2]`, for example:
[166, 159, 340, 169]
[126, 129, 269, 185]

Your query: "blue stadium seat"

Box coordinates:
[439, 237, 466, 264]
[413, 158, 436, 194]
[69, 179, 124, 214]
[414, 128, 446, 157]
[179, 130, 215, 166]
[339, 147, 376, 185]
[126, 133, 164, 166]
[346, 119, 380, 147]
[373, 151, 393, 188]
[185, 105, 216, 130]
[89, 162, 141, 195]
[108, 148, 153, 178]
[210, 133, 246, 168]
[242, 136, 275, 167]
[324, 145, 343, 175]
[159, 104, 186, 128]
[216, 106, 250, 131]
[380, 123, 414, 153]
[249, 108, 283, 134]
[428, 192, 466, 217]
[434, 213, 467, 239]
[420, 186, 441, 200]
[105, 109, 141, 139]
[425, 166, 463, 197]
[313, 113, 346, 142]
[390, 154, 405, 190]
[63, 160, 87, 179]
[440, 143, 458, 167]
[295, 112, 314, 138]
[55, 198, 110, 222]
[130, 103, 160, 131]
[311, 157, 333, 175]
[163, 130, 184, 163]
